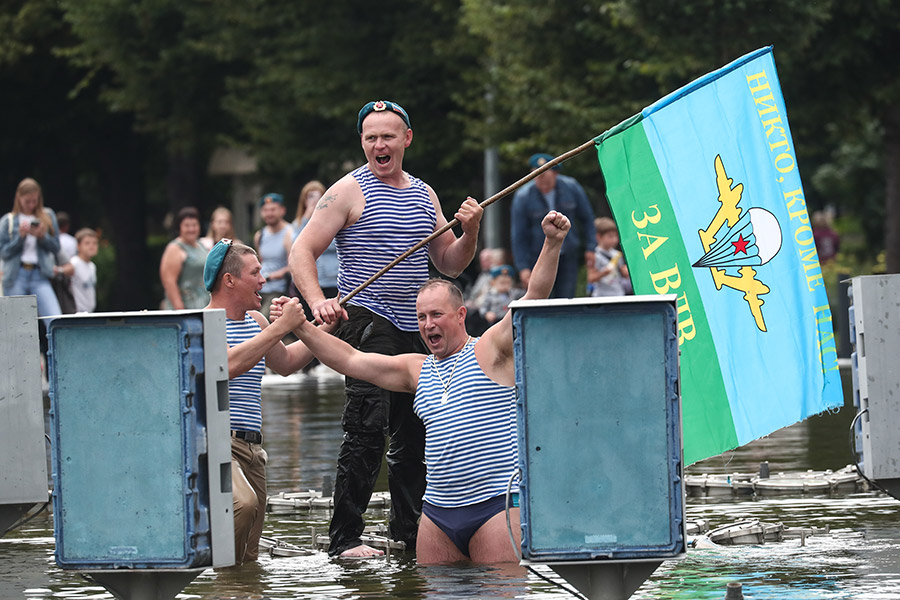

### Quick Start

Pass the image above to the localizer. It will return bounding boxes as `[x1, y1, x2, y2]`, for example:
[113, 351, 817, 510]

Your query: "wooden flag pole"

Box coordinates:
[339, 137, 598, 306]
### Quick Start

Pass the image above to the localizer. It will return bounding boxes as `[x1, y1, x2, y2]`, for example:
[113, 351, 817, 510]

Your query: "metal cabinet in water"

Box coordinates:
[47, 310, 233, 569]
[0, 297, 49, 534]
[512, 296, 685, 563]
[849, 275, 900, 500]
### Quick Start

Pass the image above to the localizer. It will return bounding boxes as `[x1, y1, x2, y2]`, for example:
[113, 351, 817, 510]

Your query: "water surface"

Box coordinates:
[2, 369, 898, 599]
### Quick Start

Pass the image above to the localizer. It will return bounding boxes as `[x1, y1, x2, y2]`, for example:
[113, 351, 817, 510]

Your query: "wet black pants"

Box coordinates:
[327, 305, 427, 555]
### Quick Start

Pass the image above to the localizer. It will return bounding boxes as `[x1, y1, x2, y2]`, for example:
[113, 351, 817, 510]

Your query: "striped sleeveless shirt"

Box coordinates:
[227, 313, 265, 432]
[414, 338, 518, 508]
[336, 165, 436, 332]
[258, 225, 292, 294]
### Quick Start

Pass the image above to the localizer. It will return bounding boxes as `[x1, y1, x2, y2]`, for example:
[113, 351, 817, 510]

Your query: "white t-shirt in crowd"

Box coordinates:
[69, 255, 96, 313]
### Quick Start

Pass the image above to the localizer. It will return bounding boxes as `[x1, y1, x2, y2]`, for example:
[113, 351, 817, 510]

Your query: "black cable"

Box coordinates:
[526, 565, 589, 600]
[504, 469, 522, 561]
[506, 470, 587, 600]
[848, 408, 894, 497]
[3, 501, 49, 537]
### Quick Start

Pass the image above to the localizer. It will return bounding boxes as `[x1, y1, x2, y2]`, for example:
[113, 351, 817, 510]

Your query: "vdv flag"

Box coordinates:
[595, 47, 843, 465]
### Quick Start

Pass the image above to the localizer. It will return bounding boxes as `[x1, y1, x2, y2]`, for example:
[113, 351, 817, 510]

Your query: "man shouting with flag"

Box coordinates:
[277, 210, 570, 563]
[289, 100, 483, 557]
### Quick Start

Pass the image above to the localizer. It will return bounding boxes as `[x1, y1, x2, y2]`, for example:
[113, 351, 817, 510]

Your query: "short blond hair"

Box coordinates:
[417, 278, 464, 308]
[75, 228, 98, 243]
[594, 217, 618, 236]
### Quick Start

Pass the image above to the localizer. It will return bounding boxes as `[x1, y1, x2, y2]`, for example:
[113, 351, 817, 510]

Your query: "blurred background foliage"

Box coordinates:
[1, 0, 898, 310]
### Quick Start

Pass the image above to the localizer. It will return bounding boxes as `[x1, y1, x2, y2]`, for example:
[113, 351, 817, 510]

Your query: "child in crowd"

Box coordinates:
[478, 264, 524, 326]
[69, 228, 98, 312]
[587, 217, 630, 297]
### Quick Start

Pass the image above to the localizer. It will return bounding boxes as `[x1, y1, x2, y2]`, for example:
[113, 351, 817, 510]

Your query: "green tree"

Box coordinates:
[208, 0, 486, 209]
[0, 0, 155, 310]
[60, 0, 236, 212]
[798, 1, 900, 272]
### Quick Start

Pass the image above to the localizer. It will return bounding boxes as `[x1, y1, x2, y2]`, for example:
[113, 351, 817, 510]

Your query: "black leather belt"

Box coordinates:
[21, 262, 37, 270]
[232, 430, 263, 444]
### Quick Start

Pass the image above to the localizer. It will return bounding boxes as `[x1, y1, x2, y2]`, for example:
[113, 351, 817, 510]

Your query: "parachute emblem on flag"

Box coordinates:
[693, 155, 782, 333]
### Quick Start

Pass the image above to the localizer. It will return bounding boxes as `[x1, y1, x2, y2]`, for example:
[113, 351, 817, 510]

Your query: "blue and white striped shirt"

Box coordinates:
[414, 338, 518, 507]
[226, 313, 265, 432]
[336, 165, 436, 332]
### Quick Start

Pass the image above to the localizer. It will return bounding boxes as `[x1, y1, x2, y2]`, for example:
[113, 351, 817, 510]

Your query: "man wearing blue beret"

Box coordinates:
[204, 239, 321, 565]
[289, 100, 484, 557]
[511, 153, 597, 298]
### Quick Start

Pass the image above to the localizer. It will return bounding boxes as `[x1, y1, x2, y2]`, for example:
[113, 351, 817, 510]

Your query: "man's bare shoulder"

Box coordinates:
[314, 173, 365, 223]
[247, 310, 267, 328]
[321, 173, 363, 206]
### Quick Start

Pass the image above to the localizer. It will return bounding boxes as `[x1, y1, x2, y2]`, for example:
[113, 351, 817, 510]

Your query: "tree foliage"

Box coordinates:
[1, 0, 899, 314]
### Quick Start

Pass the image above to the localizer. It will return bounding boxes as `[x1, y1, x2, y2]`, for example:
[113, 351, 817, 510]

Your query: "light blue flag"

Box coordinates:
[595, 47, 843, 464]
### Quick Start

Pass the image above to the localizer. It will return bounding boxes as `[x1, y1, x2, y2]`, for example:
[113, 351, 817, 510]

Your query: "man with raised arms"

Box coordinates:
[280, 211, 569, 563]
[289, 100, 483, 557]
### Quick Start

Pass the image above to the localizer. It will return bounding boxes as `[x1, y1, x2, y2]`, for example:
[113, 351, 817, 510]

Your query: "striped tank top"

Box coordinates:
[226, 313, 265, 432]
[414, 338, 518, 507]
[337, 165, 436, 332]
[258, 225, 291, 294]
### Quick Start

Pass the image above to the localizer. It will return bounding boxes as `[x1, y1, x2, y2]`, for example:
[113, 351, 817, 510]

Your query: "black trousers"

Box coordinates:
[327, 305, 427, 555]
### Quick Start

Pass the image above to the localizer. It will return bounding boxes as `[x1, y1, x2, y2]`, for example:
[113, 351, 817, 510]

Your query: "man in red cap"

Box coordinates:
[289, 100, 483, 557]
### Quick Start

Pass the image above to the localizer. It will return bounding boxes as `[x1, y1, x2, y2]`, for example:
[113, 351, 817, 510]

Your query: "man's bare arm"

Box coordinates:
[428, 190, 483, 277]
[289, 176, 356, 324]
[294, 319, 422, 394]
[262, 298, 327, 376]
[227, 304, 303, 379]
[478, 211, 570, 385]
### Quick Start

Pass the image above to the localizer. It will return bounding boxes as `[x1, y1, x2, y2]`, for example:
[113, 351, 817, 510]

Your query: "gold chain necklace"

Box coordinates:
[432, 337, 471, 405]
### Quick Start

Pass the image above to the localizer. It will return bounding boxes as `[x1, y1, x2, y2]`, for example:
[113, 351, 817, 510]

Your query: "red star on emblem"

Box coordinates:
[732, 234, 750, 255]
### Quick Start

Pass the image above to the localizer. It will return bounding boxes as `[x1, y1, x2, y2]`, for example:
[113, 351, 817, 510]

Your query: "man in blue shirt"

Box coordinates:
[511, 153, 597, 298]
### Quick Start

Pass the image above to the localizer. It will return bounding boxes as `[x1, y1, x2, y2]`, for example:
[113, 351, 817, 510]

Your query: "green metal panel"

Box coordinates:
[513, 297, 684, 561]
[52, 324, 187, 563]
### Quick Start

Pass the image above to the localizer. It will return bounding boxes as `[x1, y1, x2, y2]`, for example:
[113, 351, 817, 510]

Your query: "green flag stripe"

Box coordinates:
[596, 121, 738, 465]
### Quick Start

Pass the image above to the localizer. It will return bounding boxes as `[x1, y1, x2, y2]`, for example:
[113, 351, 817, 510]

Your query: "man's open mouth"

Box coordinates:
[376, 154, 390, 165]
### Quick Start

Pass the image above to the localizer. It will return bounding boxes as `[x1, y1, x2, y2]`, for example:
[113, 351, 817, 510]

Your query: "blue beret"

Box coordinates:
[490, 265, 515, 279]
[204, 239, 232, 292]
[528, 153, 560, 171]
[259, 193, 284, 208]
[357, 100, 411, 134]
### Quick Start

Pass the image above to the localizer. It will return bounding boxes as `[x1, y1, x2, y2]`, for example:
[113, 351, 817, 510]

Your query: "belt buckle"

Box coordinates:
[232, 430, 263, 445]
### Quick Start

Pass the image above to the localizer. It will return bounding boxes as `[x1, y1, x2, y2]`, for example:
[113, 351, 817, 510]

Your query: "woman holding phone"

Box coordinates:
[0, 177, 62, 316]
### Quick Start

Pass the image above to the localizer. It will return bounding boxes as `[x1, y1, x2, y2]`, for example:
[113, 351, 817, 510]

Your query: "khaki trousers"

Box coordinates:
[231, 437, 267, 564]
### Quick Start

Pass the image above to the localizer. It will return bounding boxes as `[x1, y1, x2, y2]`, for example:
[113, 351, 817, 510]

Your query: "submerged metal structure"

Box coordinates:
[512, 295, 685, 600]
[849, 274, 900, 500]
[0, 297, 49, 536]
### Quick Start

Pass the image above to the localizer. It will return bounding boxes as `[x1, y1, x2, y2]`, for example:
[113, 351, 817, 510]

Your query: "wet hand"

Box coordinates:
[542, 210, 570, 241]
[455, 197, 483, 237]
[280, 297, 305, 328]
[312, 297, 348, 326]
[269, 296, 290, 321]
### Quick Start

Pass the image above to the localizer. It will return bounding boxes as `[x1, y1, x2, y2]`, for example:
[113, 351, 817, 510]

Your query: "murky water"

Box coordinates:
[3, 368, 899, 599]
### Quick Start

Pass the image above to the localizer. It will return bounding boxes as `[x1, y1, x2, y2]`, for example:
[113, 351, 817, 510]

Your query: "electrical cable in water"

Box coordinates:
[848, 408, 893, 497]
[504, 470, 587, 600]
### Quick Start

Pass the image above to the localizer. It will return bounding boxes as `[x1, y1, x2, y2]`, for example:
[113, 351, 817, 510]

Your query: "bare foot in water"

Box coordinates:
[340, 544, 384, 558]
